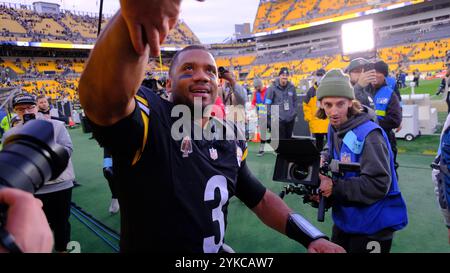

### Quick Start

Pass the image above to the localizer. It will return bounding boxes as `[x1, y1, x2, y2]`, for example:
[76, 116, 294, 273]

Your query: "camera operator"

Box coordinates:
[2, 93, 75, 253]
[314, 69, 408, 253]
[218, 67, 247, 107]
[218, 67, 248, 137]
[432, 113, 450, 244]
[0, 187, 53, 253]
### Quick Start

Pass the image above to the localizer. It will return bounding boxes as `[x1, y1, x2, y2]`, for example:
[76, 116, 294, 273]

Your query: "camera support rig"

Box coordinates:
[272, 139, 360, 222]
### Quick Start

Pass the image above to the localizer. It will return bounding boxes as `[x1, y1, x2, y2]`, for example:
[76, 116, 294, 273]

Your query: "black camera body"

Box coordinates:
[363, 62, 375, 71]
[22, 113, 36, 124]
[272, 139, 360, 222]
[218, 66, 229, 79]
[0, 119, 69, 193]
[273, 139, 320, 186]
[272, 139, 326, 221]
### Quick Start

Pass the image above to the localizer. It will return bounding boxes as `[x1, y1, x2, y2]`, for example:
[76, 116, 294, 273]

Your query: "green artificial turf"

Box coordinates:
[68, 126, 450, 253]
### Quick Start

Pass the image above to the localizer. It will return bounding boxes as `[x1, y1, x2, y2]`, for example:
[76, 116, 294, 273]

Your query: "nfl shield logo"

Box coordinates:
[180, 136, 193, 158]
[236, 147, 243, 167]
[209, 147, 218, 160]
[341, 152, 352, 163]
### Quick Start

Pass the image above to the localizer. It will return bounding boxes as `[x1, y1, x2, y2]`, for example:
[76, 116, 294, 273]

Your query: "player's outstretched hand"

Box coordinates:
[120, 0, 204, 56]
[307, 238, 346, 253]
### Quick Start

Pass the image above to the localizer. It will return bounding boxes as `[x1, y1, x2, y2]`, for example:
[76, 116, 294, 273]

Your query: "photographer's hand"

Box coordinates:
[319, 174, 333, 197]
[308, 238, 346, 253]
[0, 188, 53, 253]
[221, 71, 237, 86]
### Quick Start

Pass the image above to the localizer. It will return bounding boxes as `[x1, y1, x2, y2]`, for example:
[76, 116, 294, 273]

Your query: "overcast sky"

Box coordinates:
[1, 0, 261, 43]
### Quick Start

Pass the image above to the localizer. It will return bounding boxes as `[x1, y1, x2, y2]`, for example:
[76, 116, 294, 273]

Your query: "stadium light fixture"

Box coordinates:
[341, 19, 375, 57]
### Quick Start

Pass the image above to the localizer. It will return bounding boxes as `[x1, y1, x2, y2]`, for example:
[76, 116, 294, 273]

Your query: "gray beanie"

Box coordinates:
[345, 57, 369, 73]
[253, 78, 263, 88]
[317, 69, 355, 100]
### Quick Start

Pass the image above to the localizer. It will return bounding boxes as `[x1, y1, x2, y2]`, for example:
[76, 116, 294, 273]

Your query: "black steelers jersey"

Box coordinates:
[91, 86, 267, 252]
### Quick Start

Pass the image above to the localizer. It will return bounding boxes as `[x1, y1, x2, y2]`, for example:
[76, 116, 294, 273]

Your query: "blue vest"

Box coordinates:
[255, 92, 267, 115]
[386, 76, 397, 92]
[438, 128, 450, 206]
[327, 120, 408, 234]
[374, 85, 393, 120]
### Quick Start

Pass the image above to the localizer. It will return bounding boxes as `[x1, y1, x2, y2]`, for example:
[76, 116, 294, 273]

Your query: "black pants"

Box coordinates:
[278, 120, 295, 140]
[446, 92, 450, 113]
[36, 187, 72, 252]
[314, 133, 326, 152]
[331, 225, 393, 253]
[106, 176, 118, 199]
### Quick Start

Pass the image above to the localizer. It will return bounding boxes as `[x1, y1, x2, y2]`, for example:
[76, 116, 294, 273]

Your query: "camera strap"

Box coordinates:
[0, 227, 22, 253]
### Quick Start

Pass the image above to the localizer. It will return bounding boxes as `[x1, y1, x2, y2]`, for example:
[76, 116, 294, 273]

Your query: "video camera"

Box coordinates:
[218, 66, 229, 79]
[0, 119, 69, 224]
[363, 62, 375, 71]
[272, 139, 360, 222]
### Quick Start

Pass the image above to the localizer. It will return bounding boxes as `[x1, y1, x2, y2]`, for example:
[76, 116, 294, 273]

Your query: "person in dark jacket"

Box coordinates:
[345, 58, 374, 109]
[265, 67, 298, 140]
[315, 69, 408, 253]
[371, 60, 402, 177]
[436, 66, 450, 113]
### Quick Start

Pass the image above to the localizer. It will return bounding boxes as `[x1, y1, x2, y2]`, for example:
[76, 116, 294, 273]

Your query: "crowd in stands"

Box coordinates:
[1, 1, 449, 103]
[253, 0, 414, 33]
[0, 4, 199, 45]
[224, 37, 450, 87]
[1, 34, 449, 102]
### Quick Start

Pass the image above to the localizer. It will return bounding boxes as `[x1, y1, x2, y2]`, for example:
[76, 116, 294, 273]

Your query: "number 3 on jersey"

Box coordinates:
[203, 175, 228, 253]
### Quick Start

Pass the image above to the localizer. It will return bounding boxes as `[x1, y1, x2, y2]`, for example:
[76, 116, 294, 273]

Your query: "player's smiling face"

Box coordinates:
[167, 49, 219, 109]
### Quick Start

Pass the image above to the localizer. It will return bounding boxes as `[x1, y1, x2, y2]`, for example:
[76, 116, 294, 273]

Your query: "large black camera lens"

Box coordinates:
[0, 120, 69, 193]
[289, 163, 309, 182]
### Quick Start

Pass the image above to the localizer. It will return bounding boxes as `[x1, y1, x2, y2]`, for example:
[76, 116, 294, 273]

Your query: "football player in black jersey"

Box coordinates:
[79, 0, 345, 253]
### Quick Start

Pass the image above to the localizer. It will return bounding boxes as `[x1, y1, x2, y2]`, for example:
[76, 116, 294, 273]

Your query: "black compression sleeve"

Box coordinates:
[285, 213, 329, 248]
[235, 160, 267, 209]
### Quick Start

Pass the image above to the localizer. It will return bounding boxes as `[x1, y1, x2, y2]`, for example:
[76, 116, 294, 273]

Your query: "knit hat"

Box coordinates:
[315, 68, 326, 76]
[374, 60, 389, 77]
[279, 67, 289, 76]
[253, 77, 263, 88]
[317, 69, 355, 100]
[345, 57, 369, 73]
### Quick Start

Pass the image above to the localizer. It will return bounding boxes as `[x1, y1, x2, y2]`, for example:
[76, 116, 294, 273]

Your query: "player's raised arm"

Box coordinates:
[79, 11, 148, 126]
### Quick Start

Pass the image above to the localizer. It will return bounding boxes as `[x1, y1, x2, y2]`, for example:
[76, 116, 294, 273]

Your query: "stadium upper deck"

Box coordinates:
[0, 3, 200, 46]
[1, 0, 450, 97]
[252, 0, 425, 34]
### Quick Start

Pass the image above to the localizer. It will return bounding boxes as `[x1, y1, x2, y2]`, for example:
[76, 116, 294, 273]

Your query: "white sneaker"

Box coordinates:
[109, 198, 120, 214]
